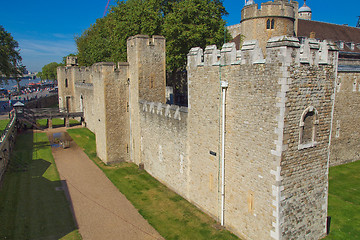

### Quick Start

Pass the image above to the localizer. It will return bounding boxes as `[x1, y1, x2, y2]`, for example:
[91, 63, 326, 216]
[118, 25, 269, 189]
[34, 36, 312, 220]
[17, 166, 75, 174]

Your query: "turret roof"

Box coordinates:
[299, 0, 311, 13]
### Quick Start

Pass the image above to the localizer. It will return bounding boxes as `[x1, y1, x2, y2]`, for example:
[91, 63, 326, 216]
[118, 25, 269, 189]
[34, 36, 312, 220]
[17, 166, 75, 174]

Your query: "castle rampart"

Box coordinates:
[139, 100, 189, 198]
[58, 34, 339, 240]
[331, 70, 360, 166]
[185, 36, 337, 239]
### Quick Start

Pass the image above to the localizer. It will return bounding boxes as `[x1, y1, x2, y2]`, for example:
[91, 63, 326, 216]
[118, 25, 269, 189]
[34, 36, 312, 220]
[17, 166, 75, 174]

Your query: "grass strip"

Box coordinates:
[0, 131, 81, 240]
[0, 119, 10, 134]
[325, 160, 360, 239]
[67, 128, 239, 240]
[37, 118, 79, 128]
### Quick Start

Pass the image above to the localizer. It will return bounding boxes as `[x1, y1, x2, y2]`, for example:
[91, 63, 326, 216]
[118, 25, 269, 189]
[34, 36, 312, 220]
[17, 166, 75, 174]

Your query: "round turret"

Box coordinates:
[299, 0, 312, 20]
[240, 0, 298, 54]
[245, 0, 255, 6]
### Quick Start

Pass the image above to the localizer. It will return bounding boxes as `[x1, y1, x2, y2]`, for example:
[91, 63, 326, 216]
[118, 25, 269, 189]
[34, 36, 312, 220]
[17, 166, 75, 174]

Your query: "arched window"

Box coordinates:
[266, 19, 271, 29]
[80, 95, 84, 112]
[271, 19, 275, 29]
[299, 106, 319, 149]
[65, 78, 68, 88]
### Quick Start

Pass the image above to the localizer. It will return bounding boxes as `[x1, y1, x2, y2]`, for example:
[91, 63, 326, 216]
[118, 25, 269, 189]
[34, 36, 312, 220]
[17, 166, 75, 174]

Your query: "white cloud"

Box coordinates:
[19, 39, 76, 57]
[16, 38, 77, 72]
[52, 33, 76, 39]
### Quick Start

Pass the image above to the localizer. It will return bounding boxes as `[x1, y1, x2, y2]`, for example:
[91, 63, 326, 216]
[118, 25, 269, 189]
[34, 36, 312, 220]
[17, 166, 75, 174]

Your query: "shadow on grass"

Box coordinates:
[0, 131, 79, 240]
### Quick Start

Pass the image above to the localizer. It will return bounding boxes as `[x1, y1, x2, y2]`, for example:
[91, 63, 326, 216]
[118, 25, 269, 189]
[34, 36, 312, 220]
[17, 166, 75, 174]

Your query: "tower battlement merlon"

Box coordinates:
[139, 100, 188, 121]
[127, 35, 166, 48]
[66, 56, 78, 66]
[91, 62, 116, 73]
[266, 36, 339, 66]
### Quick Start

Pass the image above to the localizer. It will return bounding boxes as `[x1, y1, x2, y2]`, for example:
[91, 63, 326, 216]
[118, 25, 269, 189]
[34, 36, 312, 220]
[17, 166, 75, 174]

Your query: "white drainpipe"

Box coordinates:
[220, 81, 228, 226]
[128, 78, 133, 162]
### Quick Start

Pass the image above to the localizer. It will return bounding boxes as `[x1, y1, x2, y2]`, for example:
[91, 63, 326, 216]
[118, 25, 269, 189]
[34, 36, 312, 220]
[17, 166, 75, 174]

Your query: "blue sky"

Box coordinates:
[1, 0, 359, 72]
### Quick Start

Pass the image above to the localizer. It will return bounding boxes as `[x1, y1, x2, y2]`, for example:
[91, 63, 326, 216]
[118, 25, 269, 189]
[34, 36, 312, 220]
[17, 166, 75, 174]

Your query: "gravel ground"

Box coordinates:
[44, 127, 164, 240]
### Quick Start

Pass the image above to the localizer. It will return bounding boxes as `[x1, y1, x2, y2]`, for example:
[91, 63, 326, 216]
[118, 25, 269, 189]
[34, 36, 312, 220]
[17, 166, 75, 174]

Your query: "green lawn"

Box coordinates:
[37, 118, 80, 128]
[325, 160, 360, 239]
[0, 131, 81, 240]
[0, 119, 10, 134]
[67, 128, 239, 240]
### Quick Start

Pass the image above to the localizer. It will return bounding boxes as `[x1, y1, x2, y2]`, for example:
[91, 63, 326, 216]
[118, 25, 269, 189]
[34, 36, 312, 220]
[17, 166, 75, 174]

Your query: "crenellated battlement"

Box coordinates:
[241, 0, 297, 22]
[139, 100, 188, 121]
[187, 36, 338, 68]
[127, 34, 165, 48]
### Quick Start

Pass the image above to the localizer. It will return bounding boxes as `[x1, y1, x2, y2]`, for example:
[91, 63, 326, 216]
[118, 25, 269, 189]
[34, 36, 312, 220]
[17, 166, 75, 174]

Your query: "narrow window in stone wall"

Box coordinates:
[266, 19, 271, 29]
[248, 192, 254, 213]
[80, 95, 84, 112]
[65, 78, 68, 88]
[271, 19, 275, 29]
[336, 120, 340, 138]
[336, 77, 341, 93]
[302, 111, 315, 142]
[353, 80, 357, 92]
[299, 106, 319, 149]
[149, 76, 154, 89]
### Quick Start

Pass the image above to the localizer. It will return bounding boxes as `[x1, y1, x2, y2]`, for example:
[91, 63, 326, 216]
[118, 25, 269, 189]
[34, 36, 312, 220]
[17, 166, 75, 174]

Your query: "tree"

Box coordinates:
[75, 0, 231, 105]
[163, 0, 229, 72]
[76, 0, 163, 66]
[162, 0, 230, 99]
[76, 0, 229, 71]
[0, 25, 25, 80]
[38, 62, 63, 82]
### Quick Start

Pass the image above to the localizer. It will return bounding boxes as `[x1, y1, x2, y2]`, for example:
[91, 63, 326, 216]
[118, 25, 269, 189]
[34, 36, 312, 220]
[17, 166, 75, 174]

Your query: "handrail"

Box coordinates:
[0, 113, 17, 144]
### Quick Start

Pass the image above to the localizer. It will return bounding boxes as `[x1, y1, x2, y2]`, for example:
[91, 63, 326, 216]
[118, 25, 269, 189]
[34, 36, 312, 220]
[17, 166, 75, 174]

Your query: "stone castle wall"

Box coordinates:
[184, 36, 336, 239]
[278, 56, 337, 239]
[330, 71, 360, 166]
[139, 101, 189, 198]
[58, 62, 131, 164]
[57, 35, 340, 240]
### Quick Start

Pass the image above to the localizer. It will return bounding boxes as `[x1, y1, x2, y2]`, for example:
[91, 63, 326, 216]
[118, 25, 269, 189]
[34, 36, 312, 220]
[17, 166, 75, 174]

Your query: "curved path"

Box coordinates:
[46, 128, 163, 240]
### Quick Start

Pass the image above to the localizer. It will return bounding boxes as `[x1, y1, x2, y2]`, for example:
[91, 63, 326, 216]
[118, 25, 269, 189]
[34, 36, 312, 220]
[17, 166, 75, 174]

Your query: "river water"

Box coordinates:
[0, 78, 42, 90]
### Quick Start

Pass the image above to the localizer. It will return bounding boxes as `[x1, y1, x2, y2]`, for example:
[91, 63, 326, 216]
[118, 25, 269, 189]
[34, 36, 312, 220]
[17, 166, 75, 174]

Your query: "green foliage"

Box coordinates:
[0, 119, 10, 134]
[38, 62, 64, 81]
[75, 0, 230, 73]
[68, 128, 239, 240]
[76, 0, 163, 66]
[0, 25, 25, 80]
[37, 118, 79, 128]
[163, 0, 229, 72]
[0, 132, 80, 239]
[325, 161, 360, 239]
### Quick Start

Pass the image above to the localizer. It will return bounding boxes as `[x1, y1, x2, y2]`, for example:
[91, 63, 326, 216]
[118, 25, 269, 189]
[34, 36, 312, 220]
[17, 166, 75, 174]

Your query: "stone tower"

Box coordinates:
[126, 35, 167, 165]
[298, 0, 312, 20]
[240, 0, 299, 54]
[57, 57, 79, 112]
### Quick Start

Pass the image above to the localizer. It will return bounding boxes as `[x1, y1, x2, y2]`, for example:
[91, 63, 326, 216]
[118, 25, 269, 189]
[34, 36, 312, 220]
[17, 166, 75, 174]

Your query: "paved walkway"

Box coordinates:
[45, 128, 163, 240]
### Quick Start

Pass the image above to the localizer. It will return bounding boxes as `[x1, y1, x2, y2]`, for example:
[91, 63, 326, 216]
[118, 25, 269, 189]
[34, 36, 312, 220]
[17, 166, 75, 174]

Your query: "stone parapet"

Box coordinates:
[139, 100, 188, 121]
[75, 82, 93, 89]
[188, 36, 338, 69]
